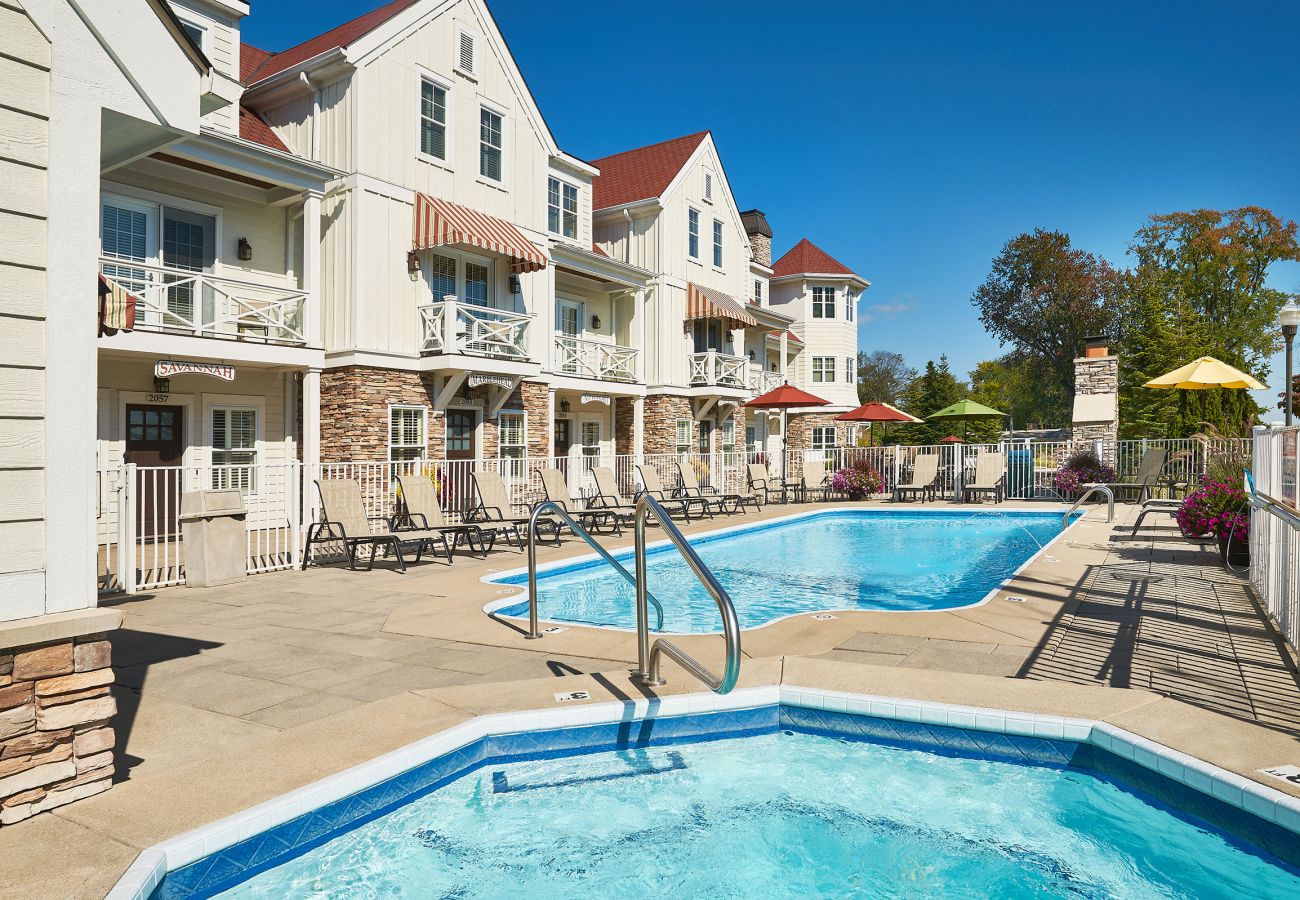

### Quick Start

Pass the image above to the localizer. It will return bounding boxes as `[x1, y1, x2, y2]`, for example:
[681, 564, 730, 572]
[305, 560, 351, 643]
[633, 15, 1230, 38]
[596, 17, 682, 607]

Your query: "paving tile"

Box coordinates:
[241, 692, 367, 730]
[836, 632, 926, 655]
[146, 669, 312, 717]
[324, 664, 469, 701]
[811, 649, 907, 667]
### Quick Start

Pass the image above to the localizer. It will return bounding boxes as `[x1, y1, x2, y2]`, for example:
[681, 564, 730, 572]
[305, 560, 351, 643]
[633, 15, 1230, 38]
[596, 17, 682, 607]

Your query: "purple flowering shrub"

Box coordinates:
[1053, 450, 1116, 498]
[1175, 481, 1249, 542]
[832, 459, 885, 500]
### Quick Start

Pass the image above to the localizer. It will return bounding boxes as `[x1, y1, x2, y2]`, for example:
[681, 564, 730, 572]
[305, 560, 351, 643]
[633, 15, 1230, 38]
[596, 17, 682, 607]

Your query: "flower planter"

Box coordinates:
[1216, 533, 1250, 569]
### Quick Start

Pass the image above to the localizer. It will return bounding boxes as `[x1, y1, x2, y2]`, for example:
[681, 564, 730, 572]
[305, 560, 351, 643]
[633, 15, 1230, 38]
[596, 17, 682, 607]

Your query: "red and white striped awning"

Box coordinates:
[686, 282, 758, 328]
[412, 193, 548, 274]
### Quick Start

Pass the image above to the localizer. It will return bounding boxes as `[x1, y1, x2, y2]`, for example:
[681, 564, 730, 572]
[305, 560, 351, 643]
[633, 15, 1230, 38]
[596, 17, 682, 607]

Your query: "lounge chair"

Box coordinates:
[801, 457, 834, 502]
[394, 473, 495, 558]
[1086, 448, 1167, 504]
[778, 456, 809, 502]
[303, 478, 444, 571]
[747, 463, 777, 504]
[893, 454, 940, 502]
[540, 467, 624, 534]
[675, 461, 748, 514]
[468, 469, 560, 549]
[962, 452, 1006, 503]
[588, 467, 640, 524]
[636, 465, 704, 520]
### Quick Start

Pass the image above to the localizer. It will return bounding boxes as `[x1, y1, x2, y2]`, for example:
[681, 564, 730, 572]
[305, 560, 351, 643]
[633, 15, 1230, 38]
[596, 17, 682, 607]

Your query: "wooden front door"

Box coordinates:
[125, 404, 184, 539]
[445, 408, 478, 515]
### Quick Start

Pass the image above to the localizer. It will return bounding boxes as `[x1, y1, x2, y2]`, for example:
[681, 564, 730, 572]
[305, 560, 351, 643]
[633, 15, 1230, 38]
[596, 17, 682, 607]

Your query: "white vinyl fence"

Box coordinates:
[96, 437, 1252, 595]
[1249, 427, 1300, 651]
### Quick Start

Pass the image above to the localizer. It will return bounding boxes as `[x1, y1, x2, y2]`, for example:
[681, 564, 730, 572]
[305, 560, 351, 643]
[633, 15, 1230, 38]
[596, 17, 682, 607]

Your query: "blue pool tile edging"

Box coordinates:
[106, 685, 1300, 900]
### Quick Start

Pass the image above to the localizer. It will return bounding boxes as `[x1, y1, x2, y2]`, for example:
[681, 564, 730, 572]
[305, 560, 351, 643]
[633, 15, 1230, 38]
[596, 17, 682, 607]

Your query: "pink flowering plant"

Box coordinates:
[832, 459, 885, 500]
[1053, 449, 1116, 498]
[1175, 481, 1249, 542]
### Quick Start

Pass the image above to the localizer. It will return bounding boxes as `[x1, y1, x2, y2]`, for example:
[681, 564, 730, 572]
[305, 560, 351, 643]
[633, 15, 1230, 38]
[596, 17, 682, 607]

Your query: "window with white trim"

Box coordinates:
[479, 107, 503, 182]
[547, 177, 578, 239]
[720, 418, 736, 452]
[430, 252, 456, 300]
[211, 407, 256, 491]
[712, 219, 723, 268]
[687, 208, 700, 259]
[754, 279, 763, 303]
[846, 356, 855, 384]
[745, 425, 757, 453]
[419, 78, 448, 160]
[581, 421, 601, 458]
[675, 418, 692, 454]
[811, 426, 837, 451]
[389, 405, 427, 462]
[456, 27, 476, 75]
[846, 290, 856, 322]
[812, 286, 835, 318]
[178, 18, 207, 53]
[703, 171, 713, 202]
[498, 411, 526, 475]
[812, 356, 835, 383]
[464, 262, 489, 306]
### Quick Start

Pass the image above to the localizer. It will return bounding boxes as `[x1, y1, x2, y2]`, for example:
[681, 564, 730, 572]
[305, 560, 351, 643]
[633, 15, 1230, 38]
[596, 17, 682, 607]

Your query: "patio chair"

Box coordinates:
[962, 452, 1007, 503]
[747, 463, 776, 504]
[801, 457, 834, 502]
[675, 461, 749, 514]
[636, 465, 705, 521]
[467, 469, 560, 550]
[779, 455, 808, 502]
[588, 467, 640, 524]
[394, 473, 495, 559]
[303, 478, 443, 572]
[892, 454, 940, 503]
[1086, 448, 1168, 504]
[540, 467, 625, 534]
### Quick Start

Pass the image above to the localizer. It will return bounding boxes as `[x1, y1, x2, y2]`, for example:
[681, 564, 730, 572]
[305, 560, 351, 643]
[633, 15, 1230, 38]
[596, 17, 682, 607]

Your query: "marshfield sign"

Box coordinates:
[154, 360, 236, 382]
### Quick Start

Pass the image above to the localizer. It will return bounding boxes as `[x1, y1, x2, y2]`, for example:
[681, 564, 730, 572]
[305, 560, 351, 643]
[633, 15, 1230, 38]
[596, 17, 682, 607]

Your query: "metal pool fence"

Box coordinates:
[95, 436, 1251, 595]
[1249, 427, 1300, 651]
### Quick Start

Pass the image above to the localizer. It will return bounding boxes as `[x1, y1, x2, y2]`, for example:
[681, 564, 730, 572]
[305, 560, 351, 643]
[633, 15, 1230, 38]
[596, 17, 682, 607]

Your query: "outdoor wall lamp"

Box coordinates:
[509, 274, 521, 294]
[559, 398, 571, 413]
[406, 250, 421, 282]
[1281, 300, 1300, 425]
[237, 237, 253, 261]
[591, 314, 601, 330]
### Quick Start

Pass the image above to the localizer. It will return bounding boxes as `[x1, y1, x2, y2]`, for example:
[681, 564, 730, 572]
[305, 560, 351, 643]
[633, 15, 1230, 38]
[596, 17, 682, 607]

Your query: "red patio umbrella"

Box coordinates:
[744, 383, 829, 477]
[835, 401, 922, 445]
[939, 435, 964, 443]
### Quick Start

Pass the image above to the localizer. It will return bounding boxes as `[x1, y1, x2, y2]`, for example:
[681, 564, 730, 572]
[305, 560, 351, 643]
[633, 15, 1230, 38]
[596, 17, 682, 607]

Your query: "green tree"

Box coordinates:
[1117, 207, 1300, 437]
[969, 353, 1061, 433]
[971, 229, 1118, 425]
[856, 350, 915, 404]
[894, 356, 966, 444]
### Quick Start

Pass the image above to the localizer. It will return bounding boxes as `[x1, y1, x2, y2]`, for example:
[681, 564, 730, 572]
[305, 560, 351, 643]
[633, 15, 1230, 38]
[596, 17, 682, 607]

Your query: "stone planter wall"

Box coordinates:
[0, 635, 116, 826]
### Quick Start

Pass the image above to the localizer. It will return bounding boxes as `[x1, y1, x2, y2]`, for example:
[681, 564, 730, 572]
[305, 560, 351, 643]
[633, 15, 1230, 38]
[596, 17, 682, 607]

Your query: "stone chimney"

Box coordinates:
[741, 209, 772, 267]
[1071, 335, 1118, 443]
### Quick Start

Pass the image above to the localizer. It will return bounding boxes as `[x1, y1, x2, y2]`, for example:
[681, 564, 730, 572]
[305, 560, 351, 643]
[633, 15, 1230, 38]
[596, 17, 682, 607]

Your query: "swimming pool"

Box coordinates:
[489, 509, 1075, 632]
[129, 691, 1300, 899]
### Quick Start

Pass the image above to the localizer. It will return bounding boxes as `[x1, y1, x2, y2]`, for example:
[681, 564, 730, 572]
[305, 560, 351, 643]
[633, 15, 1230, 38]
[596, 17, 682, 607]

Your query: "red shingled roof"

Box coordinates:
[772, 238, 855, 278]
[242, 0, 420, 84]
[240, 43, 274, 83]
[590, 132, 709, 211]
[238, 104, 291, 153]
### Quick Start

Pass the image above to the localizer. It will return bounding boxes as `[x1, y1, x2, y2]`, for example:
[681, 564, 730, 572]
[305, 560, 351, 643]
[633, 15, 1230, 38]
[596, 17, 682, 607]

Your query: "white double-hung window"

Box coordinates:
[498, 411, 527, 475]
[479, 107, 503, 182]
[547, 177, 578, 239]
[812, 356, 835, 383]
[846, 290, 856, 322]
[687, 208, 700, 259]
[389, 405, 427, 463]
[675, 418, 692, 455]
[211, 407, 257, 491]
[712, 219, 723, 268]
[846, 356, 855, 383]
[811, 426, 837, 451]
[419, 77, 448, 160]
[812, 286, 835, 318]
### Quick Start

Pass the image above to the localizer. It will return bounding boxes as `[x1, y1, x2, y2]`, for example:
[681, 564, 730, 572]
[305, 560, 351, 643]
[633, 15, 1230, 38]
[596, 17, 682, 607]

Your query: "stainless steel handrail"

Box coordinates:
[1247, 489, 1300, 531]
[633, 493, 741, 694]
[1064, 484, 1114, 527]
[524, 501, 664, 639]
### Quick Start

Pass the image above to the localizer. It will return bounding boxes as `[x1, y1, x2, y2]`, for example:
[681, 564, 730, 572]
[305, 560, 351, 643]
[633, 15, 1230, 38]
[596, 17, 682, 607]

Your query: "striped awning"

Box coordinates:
[412, 193, 548, 274]
[686, 282, 758, 328]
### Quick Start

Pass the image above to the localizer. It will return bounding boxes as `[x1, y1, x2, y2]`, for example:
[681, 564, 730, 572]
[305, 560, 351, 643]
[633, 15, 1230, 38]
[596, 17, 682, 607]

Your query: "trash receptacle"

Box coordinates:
[179, 489, 247, 588]
[1007, 446, 1034, 500]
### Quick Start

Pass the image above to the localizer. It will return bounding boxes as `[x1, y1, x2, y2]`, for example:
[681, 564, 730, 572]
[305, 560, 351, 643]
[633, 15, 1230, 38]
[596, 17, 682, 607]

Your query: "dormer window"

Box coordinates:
[179, 18, 207, 54]
[754, 279, 763, 303]
[548, 177, 578, 239]
[456, 26, 477, 76]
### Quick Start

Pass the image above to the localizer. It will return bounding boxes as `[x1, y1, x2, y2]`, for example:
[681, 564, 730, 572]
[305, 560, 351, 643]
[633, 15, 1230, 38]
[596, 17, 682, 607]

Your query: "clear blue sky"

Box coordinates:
[245, 0, 1300, 415]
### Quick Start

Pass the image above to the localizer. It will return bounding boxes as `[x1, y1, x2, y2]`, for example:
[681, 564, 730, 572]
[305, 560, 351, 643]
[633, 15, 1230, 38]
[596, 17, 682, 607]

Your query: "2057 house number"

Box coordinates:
[147, 394, 170, 403]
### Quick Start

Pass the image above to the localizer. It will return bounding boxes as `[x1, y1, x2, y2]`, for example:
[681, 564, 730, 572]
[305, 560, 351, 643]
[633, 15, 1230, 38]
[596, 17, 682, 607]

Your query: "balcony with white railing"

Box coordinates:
[419, 296, 532, 361]
[554, 335, 638, 382]
[689, 350, 748, 389]
[749, 366, 783, 394]
[99, 258, 308, 346]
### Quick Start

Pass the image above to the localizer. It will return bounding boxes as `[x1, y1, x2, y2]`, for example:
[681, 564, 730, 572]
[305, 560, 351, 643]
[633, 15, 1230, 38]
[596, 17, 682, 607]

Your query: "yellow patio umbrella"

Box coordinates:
[1143, 356, 1266, 391]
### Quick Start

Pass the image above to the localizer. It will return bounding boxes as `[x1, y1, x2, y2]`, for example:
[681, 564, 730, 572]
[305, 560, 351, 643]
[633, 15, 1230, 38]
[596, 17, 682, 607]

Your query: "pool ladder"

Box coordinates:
[524, 494, 741, 695]
[1063, 484, 1114, 527]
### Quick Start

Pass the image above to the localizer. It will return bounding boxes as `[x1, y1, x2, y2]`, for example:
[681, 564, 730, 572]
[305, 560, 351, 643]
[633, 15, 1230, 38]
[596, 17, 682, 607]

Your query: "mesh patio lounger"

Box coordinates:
[675, 461, 748, 514]
[801, 457, 834, 502]
[589, 467, 640, 524]
[468, 469, 560, 550]
[636, 464, 705, 521]
[540, 467, 625, 534]
[747, 463, 776, 504]
[302, 478, 444, 571]
[1086, 448, 1168, 504]
[394, 473, 495, 559]
[892, 454, 940, 503]
[962, 452, 1007, 503]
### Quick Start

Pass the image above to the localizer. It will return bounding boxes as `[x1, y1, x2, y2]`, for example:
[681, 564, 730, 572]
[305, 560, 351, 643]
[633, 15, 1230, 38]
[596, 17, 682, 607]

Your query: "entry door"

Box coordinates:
[556, 299, 582, 373]
[125, 404, 184, 539]
[445, 409, 479, 515]
[161, 207, 216, 327]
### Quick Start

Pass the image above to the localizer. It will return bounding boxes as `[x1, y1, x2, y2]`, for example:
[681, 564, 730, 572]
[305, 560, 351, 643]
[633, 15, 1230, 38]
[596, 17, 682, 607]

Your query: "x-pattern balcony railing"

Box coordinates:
[749, 366, 783, 394]
[554, 335, 638, 382]
[419, 297, 532, 360]
[689, 350, 748, 388]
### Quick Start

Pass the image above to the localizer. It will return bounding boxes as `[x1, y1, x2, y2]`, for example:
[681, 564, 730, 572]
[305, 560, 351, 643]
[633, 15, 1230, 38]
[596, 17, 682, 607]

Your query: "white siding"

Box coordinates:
[261, 77, 354, 171]
[770, 277, 860, 408]
[169, 0, 242, 135]
[0, 0, 48, 618]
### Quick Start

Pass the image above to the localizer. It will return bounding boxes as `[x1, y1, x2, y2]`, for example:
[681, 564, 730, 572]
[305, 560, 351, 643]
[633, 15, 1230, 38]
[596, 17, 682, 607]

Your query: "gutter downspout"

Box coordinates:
[299, 72, 321, 159]
[621, 209, 633, 264]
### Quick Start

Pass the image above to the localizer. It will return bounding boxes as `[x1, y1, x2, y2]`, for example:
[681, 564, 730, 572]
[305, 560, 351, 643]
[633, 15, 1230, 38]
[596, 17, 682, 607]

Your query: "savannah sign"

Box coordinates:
[154, 360, 236, 382]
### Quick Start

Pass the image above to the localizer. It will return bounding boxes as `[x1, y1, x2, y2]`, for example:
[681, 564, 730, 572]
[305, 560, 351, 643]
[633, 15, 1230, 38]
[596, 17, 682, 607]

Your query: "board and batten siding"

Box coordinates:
[261, 76, 354, 173]
[0, 0, 49, 619]
[169, 0, 240, 135]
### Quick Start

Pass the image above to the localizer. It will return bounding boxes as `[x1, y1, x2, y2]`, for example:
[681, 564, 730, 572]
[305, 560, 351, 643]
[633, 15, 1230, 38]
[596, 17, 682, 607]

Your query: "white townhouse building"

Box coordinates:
[590, 133, 800, 459]
[238, 0, 654, 483]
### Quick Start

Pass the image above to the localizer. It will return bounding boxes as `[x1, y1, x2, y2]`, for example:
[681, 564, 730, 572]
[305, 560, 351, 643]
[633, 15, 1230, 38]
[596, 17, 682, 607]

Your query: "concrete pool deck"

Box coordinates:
[2, 499, 1298, 898]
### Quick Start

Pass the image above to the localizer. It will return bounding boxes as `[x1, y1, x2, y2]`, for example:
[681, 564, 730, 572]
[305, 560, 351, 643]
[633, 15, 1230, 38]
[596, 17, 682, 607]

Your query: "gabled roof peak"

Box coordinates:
[242, 0, 420, 84]
[772, 238, 857, 278]
[590, 131, 710, 211]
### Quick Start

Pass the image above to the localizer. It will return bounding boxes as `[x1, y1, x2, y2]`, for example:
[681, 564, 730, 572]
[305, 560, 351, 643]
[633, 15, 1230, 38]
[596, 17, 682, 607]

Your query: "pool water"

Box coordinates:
[218, 729, 1298, 898]
[494, 510, 1069, 632]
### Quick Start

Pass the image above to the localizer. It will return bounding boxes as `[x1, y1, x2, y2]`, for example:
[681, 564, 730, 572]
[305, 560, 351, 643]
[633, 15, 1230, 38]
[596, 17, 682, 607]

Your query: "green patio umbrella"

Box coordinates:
[926, 399, 1007, 443]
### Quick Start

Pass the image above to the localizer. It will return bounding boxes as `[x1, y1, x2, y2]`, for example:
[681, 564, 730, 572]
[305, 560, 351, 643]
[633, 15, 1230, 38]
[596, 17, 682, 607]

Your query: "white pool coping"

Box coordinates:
[107, 682, 1300, 899]
[481, 505, 1090, 634]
